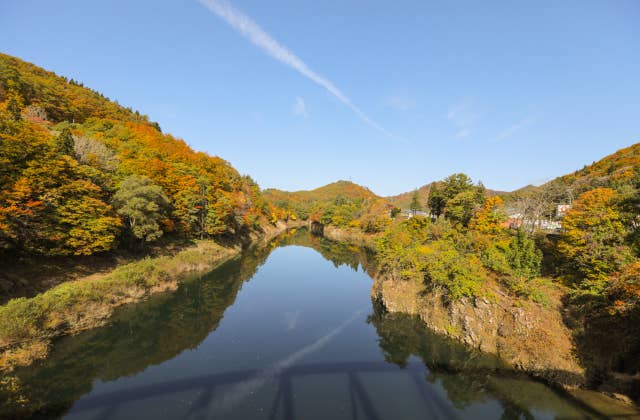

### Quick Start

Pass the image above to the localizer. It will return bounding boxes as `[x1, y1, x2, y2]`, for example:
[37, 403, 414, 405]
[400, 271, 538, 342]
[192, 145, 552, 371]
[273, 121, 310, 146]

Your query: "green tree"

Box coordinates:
[428, 183, 446, 218]
[113, 175, 169, 243]
[442, 173, 474, 200]
[506, 230, 542, 279]
[409, 189, 421, 215]
[54, 127, 75, 156]
[444, 190, 478, 227]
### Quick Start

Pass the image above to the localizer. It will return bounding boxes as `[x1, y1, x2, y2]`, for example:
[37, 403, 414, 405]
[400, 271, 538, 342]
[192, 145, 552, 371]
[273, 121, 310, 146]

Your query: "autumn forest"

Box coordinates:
[1, 52, 639, 417]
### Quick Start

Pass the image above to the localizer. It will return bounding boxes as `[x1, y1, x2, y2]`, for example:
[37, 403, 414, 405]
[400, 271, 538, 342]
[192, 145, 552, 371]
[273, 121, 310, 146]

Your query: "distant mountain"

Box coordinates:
[263, 180, 379, 205]
[263, 180, 386, 224]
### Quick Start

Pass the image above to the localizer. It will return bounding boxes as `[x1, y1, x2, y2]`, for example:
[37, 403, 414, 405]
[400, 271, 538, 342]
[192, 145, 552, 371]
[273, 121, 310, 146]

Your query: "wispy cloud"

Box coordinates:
[447, 98, 477, 139]
[384, 93, 416, 111]
[292, 97, 307, 118]
[497, 114, 540, 141]
[199, 0, 403, 142]
[456, 128, 471, 139]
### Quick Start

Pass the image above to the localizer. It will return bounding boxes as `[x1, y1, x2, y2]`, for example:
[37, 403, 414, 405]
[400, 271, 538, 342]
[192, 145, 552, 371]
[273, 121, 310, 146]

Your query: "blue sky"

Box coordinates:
[1, 0, 639, 195]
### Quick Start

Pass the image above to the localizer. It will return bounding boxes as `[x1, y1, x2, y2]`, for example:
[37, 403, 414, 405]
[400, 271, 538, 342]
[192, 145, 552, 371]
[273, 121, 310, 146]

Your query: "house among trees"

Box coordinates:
[557, 204, 571, 217]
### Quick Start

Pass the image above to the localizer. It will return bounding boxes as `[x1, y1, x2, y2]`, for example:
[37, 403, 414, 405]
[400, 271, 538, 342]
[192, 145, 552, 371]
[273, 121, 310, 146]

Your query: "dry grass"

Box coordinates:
[0, 240, 240, 371]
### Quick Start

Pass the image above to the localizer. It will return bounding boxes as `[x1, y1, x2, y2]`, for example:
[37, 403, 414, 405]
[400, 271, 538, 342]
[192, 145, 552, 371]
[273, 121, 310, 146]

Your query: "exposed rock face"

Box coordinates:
[371, 275, 585, 388]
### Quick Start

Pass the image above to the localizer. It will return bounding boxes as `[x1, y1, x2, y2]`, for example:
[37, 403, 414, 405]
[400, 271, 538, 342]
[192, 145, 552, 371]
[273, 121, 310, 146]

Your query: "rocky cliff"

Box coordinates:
[370, 275, 585, 388]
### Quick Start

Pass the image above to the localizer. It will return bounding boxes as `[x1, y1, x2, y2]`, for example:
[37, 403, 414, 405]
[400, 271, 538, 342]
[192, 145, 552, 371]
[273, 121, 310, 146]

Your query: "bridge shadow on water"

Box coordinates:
[74, 361, 463, 419]
[70, 359, 614, 420]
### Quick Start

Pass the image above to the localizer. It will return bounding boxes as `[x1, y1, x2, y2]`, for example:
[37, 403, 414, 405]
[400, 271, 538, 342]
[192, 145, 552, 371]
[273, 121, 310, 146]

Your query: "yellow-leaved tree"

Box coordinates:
[558, 188, 633, 294]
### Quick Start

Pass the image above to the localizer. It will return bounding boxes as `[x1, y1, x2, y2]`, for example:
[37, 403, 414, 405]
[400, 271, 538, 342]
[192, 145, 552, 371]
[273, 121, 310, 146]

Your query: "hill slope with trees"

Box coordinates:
[263, 180, 394, 232]
[0, 52, 269, 258]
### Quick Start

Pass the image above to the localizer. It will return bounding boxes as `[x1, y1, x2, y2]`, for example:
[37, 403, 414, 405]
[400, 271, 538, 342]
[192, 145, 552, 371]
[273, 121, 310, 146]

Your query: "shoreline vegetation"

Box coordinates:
[1, 52, 639, 417]
[323, 226, 640, 417]
[0, 222, 293, 372]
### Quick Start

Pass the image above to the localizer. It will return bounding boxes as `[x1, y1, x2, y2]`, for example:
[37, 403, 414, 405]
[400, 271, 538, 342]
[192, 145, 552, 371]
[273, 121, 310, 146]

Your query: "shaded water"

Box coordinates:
[7, 230, 596, 419]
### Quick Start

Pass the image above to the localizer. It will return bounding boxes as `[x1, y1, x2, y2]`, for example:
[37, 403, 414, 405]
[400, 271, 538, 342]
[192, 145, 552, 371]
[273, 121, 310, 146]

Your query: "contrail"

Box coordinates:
[198, 0, 404, 142]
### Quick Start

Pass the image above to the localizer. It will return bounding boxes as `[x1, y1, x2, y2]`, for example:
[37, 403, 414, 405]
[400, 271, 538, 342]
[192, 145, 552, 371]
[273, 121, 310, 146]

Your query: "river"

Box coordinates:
[7, 229, 595, 419]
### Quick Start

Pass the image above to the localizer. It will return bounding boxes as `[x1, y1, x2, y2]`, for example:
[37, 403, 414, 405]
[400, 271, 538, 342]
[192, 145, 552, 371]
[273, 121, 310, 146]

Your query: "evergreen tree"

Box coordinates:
[54, 127, 75, 156]
[444, 190, 478, 227]
[506, 229, 542, 279]
[427, 183, 446, 218]
[442, 173, 474, 200]
[409, 189, 421, 215]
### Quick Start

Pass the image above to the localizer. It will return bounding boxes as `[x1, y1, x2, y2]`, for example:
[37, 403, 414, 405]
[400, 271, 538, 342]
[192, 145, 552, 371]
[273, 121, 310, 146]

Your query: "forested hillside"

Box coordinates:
[263, 180, 394, 232]
[0, 53, 269, 257]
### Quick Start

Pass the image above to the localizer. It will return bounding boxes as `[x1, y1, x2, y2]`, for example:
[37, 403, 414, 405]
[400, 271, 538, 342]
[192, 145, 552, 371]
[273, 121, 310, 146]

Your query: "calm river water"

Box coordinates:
[10, 230, 594, 419]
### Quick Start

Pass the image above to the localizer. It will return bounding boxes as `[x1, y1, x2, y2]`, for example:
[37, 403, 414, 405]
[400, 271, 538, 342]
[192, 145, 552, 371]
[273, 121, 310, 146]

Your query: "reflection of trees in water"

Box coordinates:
[3, 228, 373, 417]
[275, 228, 377, 275]
[3, 242, 276, 417]
[572, 308, 640, 399]
[367, 301, 590, 419]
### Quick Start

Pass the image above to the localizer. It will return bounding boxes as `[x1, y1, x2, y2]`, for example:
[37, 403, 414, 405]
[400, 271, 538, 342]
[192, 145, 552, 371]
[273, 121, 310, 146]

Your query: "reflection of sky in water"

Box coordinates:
[12, 233, 592, 419]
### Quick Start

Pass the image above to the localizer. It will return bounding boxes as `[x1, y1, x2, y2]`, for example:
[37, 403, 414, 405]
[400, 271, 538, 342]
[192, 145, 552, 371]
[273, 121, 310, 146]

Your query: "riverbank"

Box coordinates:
[370, 274, 583, 385]
[319, 224, 640, 414]
[322, 226, 584, 382]
[0, 222, 294, 372]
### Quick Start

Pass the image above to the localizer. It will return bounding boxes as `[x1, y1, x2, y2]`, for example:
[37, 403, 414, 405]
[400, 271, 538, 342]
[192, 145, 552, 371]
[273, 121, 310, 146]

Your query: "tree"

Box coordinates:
[54, 127, 75, 156]
[506, 229, 542, 280]
[444, 190, 479, 227]
[619, 171, 640, 256]
[73, 135, 118, 171]
[0, 154, 121, 255]
[442, 173, 474, 200]
[205, 191, 235, 236]
[5, 91, 23, 121]
[427, 183, 446, 218]
[557, 188, 632, 293]
[470, 196, 506, 234]
[112, 175, 169, 243]
[607, 261, 640, 314]
[409, 189, 421, 215]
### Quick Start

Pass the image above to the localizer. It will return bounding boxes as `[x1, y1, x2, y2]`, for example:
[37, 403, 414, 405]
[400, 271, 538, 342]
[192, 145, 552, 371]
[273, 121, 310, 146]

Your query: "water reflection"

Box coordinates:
[368, 301, 598, 419]
[2, 229, 596, 419]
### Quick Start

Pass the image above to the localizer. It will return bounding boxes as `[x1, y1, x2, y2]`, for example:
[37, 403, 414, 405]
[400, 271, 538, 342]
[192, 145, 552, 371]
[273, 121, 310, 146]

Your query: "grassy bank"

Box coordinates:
[0, 240, 241, 371]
